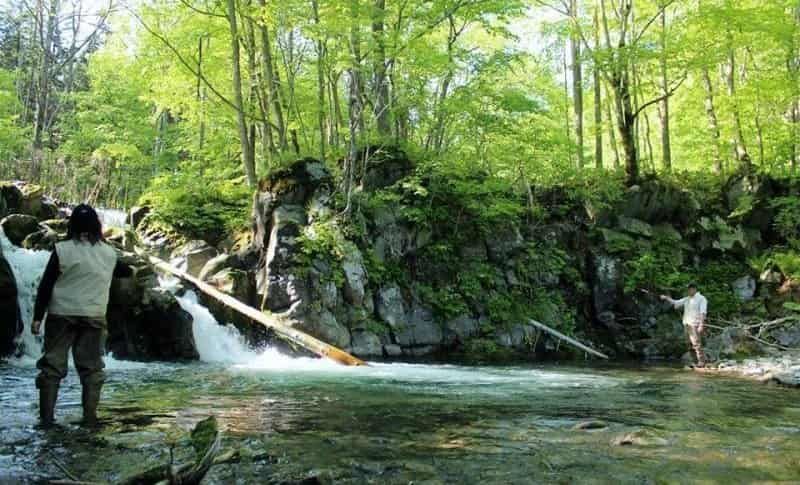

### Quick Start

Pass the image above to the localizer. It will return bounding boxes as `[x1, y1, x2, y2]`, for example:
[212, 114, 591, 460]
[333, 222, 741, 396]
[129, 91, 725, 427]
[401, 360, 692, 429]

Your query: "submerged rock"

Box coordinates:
[1, 214, 40, 246]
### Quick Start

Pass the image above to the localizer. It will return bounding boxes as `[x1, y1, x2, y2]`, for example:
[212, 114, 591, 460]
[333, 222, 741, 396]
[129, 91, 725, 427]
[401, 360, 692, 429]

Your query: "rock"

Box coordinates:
[617, 216, 653, 238]
[342, 246, 367, 306]
[21, 228, 60, 251]
[611, 429, 669, 447]
[592, 254, 621, 316]
[172, 240, 218, 277]
[402, 303, 442, 346]
[573, 420, 608, 431]
[1, 182, 57, 220]
[760, 268, 783, 284]
[383, 344, 402, 357]
[290, 309, 350, 349]
[350, 330, 382, 357]
[107, 284, 199, 361]
[443, 314, 480, 346]
[598, 228, 634, 253]
[356, 146, 414, 191]
[129, 206, 150, 229]
[771, 326, 800, 348]
[620, 179, 700, 226]
[262, 205, 307, 311]
[0, 253, 21, 357]
[199, 268, 268, 347]
[376, 285, 406, 329]
[486, 226, 524, 262]
[731, 276, 756, 301]
[1, 214, 40, 246]
[494, 323, 536, 350]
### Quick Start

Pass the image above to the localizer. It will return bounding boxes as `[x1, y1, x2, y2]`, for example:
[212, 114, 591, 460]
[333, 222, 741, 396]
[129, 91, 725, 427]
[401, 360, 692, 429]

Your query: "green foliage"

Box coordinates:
[294, 219, 348, 286]
[139, 169, 250, 244]
[771, 196, 800, 248]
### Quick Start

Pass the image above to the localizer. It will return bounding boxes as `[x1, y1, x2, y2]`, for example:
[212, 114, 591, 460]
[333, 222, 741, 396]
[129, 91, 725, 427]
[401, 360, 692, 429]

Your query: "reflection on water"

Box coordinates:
[1, 361, 799, 484]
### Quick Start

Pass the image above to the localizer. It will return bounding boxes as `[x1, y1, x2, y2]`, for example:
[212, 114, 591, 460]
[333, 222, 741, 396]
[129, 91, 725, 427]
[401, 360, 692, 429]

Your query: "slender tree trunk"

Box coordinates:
[725, 37, 751, 172]
[569, 0, 584, 168]
[225, 0, 256, 186]
[197, 36, 207, 152]
[604, 81, 620, 168]
[593, 4, 603, 169]
[658, 8, 671, 170]
[700, 67, 723, 173]
[372, 0, 391, 137]
[256, 0, 287, 151]
[311, 0, 327, 160]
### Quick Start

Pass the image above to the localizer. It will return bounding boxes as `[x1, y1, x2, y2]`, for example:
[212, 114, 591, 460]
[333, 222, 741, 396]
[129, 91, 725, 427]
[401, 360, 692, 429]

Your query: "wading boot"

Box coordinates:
[38, 382, 59, 429]
[80, 384, 102, 428]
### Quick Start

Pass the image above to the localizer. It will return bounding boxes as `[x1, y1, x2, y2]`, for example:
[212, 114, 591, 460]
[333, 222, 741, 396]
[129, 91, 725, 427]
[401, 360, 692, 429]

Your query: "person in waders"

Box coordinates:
[661, 283, 708, 368]
[32, 204, 133, 428]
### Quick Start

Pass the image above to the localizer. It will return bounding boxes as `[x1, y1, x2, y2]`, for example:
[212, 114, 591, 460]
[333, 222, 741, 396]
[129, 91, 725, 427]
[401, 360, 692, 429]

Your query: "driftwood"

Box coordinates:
[143, 253, 366, 366]
[707, 316, 800, 351]
[528, 319, 609, 359]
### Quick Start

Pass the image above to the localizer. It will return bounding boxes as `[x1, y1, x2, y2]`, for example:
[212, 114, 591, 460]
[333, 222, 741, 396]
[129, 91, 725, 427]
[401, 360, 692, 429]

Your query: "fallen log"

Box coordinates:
[528, 319, 609, 360]
[143, 253, 367, 366]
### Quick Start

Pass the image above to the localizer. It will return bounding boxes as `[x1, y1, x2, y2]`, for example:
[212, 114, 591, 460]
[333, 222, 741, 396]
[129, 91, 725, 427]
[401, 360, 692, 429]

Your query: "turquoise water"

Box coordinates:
[1, 360, 799, 484]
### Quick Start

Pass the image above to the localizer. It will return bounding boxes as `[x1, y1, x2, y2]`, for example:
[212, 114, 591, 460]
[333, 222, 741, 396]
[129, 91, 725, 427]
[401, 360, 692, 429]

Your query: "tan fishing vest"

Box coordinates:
[49, 240, 118, 319]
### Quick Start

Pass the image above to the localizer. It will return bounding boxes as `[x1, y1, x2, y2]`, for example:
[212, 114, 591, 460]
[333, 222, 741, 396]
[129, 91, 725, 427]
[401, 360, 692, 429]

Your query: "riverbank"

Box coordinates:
[702, 352, 800, 387]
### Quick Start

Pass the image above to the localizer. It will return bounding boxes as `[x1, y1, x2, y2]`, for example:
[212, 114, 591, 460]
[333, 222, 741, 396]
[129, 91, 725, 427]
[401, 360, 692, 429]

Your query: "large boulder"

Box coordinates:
[107, 272, 198, 361]
[1, 214, 41, 246]
[261, 205, 307, 311]
[354, 146, 414, 191]
[620, 179, 700, 227]
[395, 301, 442, 348]
[288, 309, 351, 349]
[0, 253, 21, 357]
[342, 246, 367, 306]
[198, 268, 270, 347]
[376, 285, 406, 330]
[172, 240, 218, 277]
[350, 329, 382, 357]
[0, 181, 57, 220]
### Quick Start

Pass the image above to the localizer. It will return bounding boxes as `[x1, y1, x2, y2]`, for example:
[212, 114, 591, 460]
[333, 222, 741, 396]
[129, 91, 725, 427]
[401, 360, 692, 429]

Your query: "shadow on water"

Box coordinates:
[1, 360, 799, 484]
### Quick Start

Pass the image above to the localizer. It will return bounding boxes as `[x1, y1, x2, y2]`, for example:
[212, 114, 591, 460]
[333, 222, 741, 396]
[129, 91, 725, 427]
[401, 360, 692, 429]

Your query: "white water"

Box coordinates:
[96, 208, 129, 230]
[1, 232, 50, 365]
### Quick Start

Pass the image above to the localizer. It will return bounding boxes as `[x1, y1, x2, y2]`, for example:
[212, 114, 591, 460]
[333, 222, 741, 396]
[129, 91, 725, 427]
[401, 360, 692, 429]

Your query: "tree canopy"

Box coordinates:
[0, 0, 798, 206]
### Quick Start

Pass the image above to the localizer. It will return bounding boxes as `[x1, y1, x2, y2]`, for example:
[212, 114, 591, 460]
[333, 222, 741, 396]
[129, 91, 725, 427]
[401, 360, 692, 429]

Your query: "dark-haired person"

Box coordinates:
[660, 283, 708, 368]
[32, 204, 134, 428]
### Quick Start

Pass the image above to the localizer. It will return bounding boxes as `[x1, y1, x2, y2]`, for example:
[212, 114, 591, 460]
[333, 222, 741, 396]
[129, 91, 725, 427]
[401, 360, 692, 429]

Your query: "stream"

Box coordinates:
[1, 213, 799, 483]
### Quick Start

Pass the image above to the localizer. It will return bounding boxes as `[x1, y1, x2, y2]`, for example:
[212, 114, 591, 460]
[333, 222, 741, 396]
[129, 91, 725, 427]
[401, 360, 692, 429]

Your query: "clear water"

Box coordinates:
[1, 361, 799, 484]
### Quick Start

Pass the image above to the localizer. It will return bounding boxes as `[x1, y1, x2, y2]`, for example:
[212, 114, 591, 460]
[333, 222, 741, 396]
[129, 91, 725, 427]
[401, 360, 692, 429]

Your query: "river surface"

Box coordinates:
[1, 359, 799, 484]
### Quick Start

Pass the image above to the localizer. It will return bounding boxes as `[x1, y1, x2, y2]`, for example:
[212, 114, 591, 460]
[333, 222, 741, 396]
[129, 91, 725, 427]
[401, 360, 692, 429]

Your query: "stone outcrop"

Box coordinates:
[107, 268, 199, 361]
[0, 252, 21, 358]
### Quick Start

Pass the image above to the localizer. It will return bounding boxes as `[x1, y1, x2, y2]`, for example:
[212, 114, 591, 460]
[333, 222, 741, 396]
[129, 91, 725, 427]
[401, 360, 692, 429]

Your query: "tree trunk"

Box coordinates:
[372, 0, 391, 137]
[701, 67, 723, 173]
[593, 4, 603, 169]
[658, 8, 671, 170]
[225, 0, 256, 187]
[569, 0, 584, 168]
[725, 39, 751, 172]
[256, 0, 288, 151]
[311, 0, 327, 160]
[605, 81, 620, 168]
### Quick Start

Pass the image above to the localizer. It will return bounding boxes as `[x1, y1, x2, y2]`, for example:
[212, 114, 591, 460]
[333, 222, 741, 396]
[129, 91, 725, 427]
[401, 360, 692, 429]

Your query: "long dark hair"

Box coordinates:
[67, 204, 104, 244]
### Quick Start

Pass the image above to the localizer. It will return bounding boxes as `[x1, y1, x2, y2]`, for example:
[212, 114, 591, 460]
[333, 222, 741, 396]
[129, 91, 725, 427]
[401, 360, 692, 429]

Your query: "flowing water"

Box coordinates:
[2, 222, 800, 483]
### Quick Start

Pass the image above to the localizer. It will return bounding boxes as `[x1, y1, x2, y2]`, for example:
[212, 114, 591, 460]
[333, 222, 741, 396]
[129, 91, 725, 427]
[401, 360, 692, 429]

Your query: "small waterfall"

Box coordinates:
[0, 231, 50, 364]
[96, 208, 129, 230]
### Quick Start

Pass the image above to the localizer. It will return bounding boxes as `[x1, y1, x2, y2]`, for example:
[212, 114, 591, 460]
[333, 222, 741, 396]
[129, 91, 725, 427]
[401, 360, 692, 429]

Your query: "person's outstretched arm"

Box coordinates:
[32, 252, 61, 335]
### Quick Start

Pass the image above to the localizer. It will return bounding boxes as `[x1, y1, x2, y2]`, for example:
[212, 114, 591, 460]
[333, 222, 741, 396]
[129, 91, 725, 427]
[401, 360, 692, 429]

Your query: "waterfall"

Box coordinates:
[0, 231, 50, 365]
[96, 208, 129, 230]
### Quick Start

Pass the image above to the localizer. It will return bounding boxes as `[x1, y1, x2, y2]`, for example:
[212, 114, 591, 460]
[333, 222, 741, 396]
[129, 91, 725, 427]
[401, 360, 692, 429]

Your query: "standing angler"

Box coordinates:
[32, 204, 133, 428]
[660, 283, 708, 368]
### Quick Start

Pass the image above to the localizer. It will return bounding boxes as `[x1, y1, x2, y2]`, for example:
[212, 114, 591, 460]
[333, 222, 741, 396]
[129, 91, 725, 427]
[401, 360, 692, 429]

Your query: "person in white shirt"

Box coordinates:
[660, 283, 708, 367]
